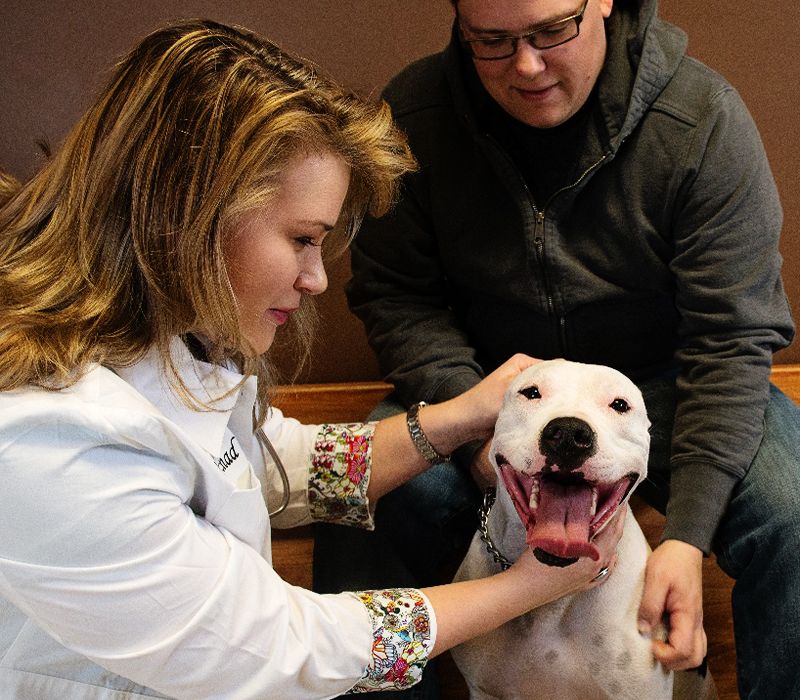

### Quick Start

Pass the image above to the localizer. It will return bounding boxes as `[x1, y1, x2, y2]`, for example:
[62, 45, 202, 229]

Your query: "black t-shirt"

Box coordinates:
[463, 52, 598, 208]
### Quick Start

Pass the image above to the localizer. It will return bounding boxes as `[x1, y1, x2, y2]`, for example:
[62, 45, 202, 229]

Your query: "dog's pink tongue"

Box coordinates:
[527, 480, 600, 561]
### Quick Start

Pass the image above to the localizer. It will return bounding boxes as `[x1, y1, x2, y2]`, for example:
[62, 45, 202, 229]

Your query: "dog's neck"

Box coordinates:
[486, 483, 531, 564]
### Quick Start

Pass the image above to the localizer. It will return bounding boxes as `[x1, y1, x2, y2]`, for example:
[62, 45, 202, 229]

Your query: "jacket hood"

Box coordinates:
[601, 0, 687, 147]
[442, 0, 687, 154]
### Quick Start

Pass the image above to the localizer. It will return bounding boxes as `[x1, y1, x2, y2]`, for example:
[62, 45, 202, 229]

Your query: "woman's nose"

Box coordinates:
[295, 249, 328, 295]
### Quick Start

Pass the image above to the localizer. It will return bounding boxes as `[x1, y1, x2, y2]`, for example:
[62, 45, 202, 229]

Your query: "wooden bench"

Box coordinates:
[272, 365, 800, 700]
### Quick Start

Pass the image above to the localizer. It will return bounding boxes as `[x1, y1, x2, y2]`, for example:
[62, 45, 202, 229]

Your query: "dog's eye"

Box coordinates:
[518, 385, 541, 400]
[610, 398, 630, 413]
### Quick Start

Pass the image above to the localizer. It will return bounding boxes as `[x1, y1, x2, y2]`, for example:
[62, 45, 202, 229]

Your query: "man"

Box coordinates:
[314, 1, 800, 697]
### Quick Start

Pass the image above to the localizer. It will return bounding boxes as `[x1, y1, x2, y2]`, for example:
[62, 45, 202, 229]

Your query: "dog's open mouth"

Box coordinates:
[497, 460, 638, 567]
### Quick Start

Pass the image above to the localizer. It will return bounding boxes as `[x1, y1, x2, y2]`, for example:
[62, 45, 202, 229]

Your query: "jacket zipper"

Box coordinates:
[530, 209, 559, 334]
[482, 132, 565, 354]
[488, 130, 611, 357]
[537, 153, 611, 354]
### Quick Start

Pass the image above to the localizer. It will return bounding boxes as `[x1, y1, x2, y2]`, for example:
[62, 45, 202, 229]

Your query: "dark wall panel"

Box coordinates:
[1, 1, 797, 381]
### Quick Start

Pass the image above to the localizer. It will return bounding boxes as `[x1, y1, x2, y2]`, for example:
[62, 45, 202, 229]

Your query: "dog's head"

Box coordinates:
[491, 359, 651, 567]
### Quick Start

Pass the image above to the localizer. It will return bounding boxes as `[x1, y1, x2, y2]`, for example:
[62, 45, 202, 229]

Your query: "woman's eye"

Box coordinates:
[295, 236, 320, 247]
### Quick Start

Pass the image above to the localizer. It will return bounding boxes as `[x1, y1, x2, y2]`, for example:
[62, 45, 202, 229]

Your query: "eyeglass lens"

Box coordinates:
[469, 17, 580, 59]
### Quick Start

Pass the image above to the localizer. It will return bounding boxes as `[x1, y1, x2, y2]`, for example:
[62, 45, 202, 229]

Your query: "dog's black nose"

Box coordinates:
[540, 417, 596, 471]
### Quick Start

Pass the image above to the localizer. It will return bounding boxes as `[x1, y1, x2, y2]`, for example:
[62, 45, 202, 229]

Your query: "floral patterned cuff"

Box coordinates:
[348, 588, 434, 694]
[308, 422, 375, 529]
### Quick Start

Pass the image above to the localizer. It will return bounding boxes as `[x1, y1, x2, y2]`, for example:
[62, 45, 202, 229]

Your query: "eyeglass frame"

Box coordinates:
[459, 0, 590, 61]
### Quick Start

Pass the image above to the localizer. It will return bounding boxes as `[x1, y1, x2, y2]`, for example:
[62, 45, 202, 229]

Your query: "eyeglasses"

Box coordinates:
[460, 0, 589, 61]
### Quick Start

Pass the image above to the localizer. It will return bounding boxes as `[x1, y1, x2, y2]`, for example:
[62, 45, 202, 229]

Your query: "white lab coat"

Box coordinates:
[0, 339, 434, 699]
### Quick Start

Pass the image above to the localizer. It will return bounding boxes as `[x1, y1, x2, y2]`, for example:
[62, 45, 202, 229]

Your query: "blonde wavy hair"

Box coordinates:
[0, 19, 415, 420]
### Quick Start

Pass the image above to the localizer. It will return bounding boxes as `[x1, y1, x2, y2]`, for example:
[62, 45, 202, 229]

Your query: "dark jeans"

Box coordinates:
[313, 378, 800, 700]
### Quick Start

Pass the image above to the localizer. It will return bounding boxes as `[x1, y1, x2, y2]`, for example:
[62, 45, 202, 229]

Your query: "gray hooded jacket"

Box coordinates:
[347, 0, 794, 551]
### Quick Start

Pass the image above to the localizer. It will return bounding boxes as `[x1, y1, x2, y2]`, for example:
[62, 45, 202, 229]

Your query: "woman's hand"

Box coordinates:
[369, 354, 537, 501]
[511, 505, 627, 610]
[469, 440, 496, 489]
[424, 506, 626, 656]
[466, 354, 539, 488]
[454, 354, 540, 443]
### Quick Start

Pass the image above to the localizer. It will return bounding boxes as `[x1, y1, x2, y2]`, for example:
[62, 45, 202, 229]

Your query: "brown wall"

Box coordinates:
[2, 1, 798, 382]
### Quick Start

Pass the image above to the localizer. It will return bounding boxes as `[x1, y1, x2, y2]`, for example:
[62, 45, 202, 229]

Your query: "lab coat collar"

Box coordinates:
[113, 338, 258, 459]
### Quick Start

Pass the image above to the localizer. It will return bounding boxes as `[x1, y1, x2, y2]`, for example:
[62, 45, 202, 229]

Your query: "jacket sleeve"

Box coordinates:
[0, 410, 435, 699]
[348, 168, 485, 409]
[664, 84, 794, 551]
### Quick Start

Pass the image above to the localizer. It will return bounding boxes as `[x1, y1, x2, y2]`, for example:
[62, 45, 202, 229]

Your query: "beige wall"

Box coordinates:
[2, 1, 797, 381]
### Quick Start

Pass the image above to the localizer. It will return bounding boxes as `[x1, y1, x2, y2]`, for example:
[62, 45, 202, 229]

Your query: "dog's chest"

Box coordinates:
[455, 598, 671, 700]
[507, 604, 669, 698]
[452, 512, 673, 699]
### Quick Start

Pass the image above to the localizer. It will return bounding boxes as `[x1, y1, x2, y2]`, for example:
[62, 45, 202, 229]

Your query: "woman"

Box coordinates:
[0, 19, 622, 699]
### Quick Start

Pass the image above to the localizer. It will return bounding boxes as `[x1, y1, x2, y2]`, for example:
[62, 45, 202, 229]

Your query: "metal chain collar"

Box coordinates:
[478, 487, 513, 571]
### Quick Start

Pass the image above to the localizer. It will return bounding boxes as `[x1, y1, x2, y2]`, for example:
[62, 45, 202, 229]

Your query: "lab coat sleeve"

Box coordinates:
[252, 411, 437, 693]
[347, 587, 436, 694]
[259, 406, 376, 531]
[0, 413, 433, 699]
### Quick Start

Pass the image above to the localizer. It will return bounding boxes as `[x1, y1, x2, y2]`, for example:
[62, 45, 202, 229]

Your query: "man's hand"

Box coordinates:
[637, 539, 707, 670]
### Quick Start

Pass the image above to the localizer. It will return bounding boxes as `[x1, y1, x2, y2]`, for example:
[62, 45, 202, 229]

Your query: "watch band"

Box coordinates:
[406, 401, 450, 466]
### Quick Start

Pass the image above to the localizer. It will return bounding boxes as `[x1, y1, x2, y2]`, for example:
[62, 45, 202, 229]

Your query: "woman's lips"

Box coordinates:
[268, 308, 294, 325]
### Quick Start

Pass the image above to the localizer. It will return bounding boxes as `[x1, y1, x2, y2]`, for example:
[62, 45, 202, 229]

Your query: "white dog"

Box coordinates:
[452, 359, 713, 700]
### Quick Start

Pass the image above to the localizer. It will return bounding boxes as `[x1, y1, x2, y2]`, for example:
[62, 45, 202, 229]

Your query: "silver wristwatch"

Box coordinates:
[406, 401, 450, 465]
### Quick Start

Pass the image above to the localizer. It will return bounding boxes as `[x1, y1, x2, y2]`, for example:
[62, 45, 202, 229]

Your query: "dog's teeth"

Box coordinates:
[590, 487, 598, 517]
[529, 479, 540, 511]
